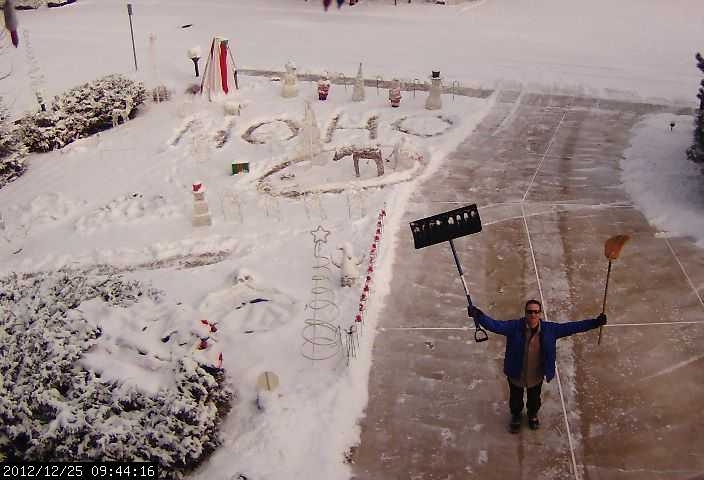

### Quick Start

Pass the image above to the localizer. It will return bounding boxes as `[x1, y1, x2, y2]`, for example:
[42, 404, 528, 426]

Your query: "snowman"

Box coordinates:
[332, 242, 364, 287]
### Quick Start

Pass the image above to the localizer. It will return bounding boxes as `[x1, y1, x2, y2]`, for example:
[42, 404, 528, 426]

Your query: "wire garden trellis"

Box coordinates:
[301, 225, 342, 361]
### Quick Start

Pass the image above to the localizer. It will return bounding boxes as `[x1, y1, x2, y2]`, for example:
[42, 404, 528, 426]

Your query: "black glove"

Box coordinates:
[596, 313, 607, 326]
[468, 305, 483, 319]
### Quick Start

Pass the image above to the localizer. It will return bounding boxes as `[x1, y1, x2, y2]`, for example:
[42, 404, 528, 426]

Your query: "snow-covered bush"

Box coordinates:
[18, 74, 146, 152]
[0, 98, 27, 189]
[687, 52, 704, 164]
[0, 270, 232, 479]
[1, 0, 76, 8]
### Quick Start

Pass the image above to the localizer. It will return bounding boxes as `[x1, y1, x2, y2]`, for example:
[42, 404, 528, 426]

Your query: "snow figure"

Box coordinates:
[389, 79, 402, 108]
[425, 70, 443, 110]
[332, 242, 364, 287]
[111, 109, 120, 128]
[352, 63, 365, 102]
[391, 137, 417, 170]
[317, 72, 331, 101]
[224, 101, 241, 116]
[332, 145, 384, 177]
[3, 0, 19, 48]
[192, 182, 212, 227]
[120, 98, 134, 124]
[298, 100, 323, 164]
[281, 61, 299, 98]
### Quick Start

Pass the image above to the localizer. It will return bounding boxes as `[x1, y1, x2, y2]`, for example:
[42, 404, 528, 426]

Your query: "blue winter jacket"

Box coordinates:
[473, 310, 601, 383]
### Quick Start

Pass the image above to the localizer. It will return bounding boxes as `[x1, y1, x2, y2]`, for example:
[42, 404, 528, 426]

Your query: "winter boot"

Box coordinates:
[528, 416, 540, 430]
[509, 413, 522, 434]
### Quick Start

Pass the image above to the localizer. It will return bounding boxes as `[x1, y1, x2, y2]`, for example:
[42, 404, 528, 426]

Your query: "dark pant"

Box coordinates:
[507, 378, 543, 417]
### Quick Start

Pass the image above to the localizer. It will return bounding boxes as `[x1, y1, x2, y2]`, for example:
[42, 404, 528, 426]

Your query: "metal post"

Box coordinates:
[451, 80, 459, 101]
[127, 4, 138, 71]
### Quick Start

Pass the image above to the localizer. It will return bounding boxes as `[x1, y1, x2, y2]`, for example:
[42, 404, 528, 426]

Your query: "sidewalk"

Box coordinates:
[351, 92, 704, 480]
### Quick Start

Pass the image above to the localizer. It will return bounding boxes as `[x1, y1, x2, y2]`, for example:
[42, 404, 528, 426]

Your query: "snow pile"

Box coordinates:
[0, 270, 232, 478]
[18, 75, 146, 152]
[75, 192, 183, 235]
[621, 114, 704, 246]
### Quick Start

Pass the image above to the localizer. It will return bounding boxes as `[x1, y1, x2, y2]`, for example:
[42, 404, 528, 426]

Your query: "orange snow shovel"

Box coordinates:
[598, 234, 630, 345]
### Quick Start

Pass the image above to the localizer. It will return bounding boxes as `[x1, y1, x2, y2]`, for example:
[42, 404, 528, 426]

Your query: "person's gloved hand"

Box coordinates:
[596, 313, 607, 326]
[468, 305, 483, 319]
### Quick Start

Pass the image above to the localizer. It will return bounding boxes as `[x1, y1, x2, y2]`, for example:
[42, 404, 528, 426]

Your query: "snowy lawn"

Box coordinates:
[0, 67, 492, 477]
[1, 0, 703, 478]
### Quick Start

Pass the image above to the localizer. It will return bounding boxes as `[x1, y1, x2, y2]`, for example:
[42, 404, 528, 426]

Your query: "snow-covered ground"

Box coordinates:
[1, 0, 703, 478]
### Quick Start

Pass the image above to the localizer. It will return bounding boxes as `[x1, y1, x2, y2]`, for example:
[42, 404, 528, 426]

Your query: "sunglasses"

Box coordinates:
[526, 309, 541, 315]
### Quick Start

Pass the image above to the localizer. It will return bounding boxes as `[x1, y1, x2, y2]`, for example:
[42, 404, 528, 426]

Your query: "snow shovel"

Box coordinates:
[598, 234, 630, 345]
[410, 204, 488, 342]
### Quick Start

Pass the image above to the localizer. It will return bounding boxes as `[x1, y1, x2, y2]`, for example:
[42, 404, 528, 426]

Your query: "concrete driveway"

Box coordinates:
[351, 92, 704, 480]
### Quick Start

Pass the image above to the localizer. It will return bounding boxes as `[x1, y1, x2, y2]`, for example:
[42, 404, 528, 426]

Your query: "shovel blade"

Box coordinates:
[604, 234, 630, 260]
[410, 204, 482, 249]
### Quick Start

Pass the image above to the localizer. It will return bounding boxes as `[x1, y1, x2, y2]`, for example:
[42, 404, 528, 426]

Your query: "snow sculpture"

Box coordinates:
[192, 182, 212, 227]
[389, 79, 401, 107]
[425, 70, 443, 110]
[352, 62, 365, 102]
[332, 145, 384, 177]
[122, 98, 134, 123]
[332, 242, 364, 287]
[224, 101, 241, 116]
[390, 137, 419, 170]
[281, 61, 299, 98]
[298, 100, 323, 164]
[317, 72, 331, 101]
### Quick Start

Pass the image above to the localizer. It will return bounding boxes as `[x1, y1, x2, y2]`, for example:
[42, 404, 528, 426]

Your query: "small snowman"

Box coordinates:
[332, 242, 364, 287]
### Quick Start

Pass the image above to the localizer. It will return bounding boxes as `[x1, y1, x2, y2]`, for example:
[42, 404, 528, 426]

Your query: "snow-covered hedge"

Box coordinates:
[0, 271, 232, 479]
[1, 0, 76, 9]
[0, 101, 27, 189]
[18, 74, 146, 152]
[687, 52, 704, 164]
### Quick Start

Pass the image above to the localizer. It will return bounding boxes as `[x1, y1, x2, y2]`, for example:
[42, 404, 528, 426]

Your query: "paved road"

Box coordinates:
[351, 92, 704, 480]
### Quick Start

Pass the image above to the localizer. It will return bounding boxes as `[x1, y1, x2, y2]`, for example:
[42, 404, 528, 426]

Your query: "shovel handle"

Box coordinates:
[597, 260, 612, 345]
[449, 239, 489, 343]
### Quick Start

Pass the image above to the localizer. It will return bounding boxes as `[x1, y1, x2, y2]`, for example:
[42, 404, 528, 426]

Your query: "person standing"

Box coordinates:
[470, 300, 606, 433]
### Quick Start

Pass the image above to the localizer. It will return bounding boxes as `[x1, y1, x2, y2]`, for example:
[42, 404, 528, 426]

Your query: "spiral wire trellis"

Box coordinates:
[301, 225, 342, 361]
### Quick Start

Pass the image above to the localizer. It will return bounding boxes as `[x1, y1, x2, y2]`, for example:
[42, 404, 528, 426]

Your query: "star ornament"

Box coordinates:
[310, 225, 331, 244]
